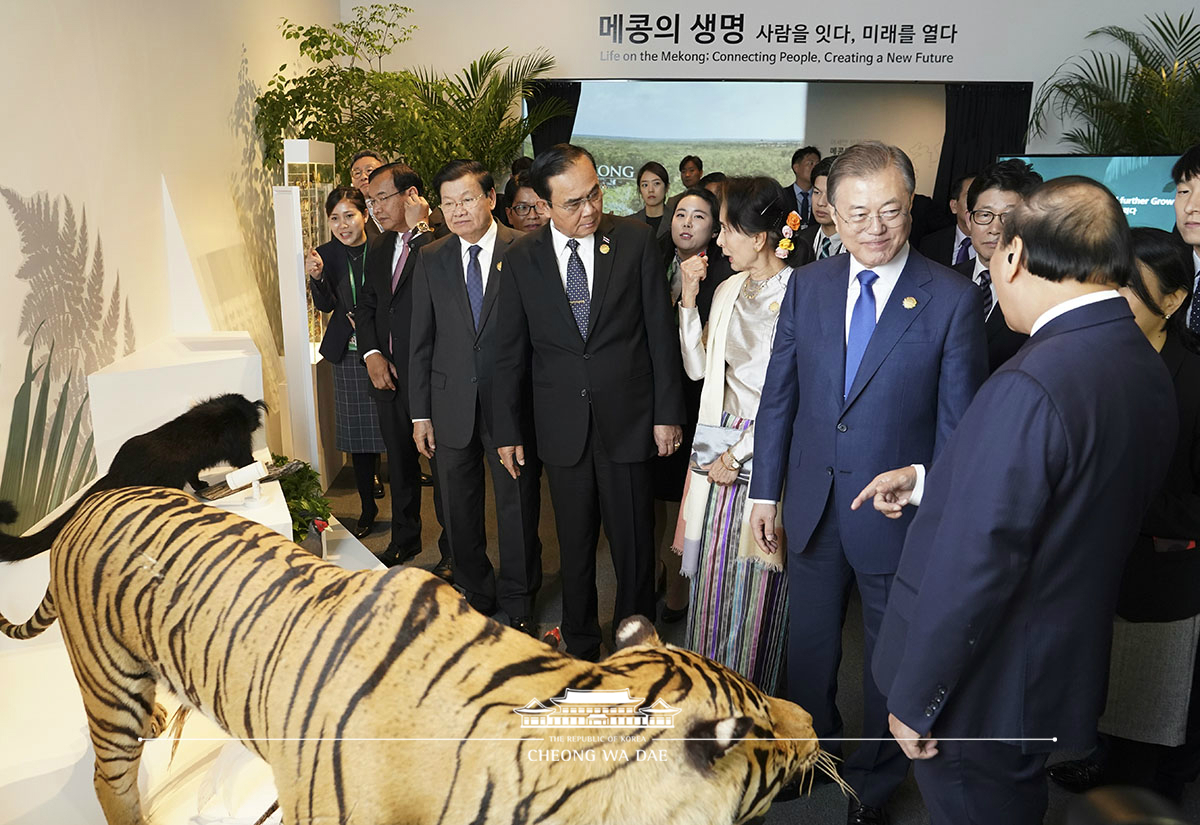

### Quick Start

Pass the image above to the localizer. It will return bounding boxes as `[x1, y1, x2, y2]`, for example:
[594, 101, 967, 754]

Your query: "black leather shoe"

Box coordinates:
[847, 802, 888, 825]
[373, 480, 385, 499]
[1047, 758, 1105, 793]
[511, 616, 537, 637]
[431, 560, 453, 583]
[377, 543, 420, 567]
[353, 510, 376, 539]
[660, 602, 688, 624]
[419, 472, 433, 487]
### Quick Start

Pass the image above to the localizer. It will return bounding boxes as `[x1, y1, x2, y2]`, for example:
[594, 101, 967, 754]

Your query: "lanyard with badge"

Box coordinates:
[345, 247, 365, 352]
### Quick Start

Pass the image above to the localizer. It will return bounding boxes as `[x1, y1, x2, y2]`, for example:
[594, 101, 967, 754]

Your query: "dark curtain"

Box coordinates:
[931, 82, 1034, 206]
[528, 81, 582, 156]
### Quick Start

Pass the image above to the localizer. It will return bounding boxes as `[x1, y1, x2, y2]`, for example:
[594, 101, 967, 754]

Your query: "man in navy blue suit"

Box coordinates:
[748, 141, 988, 824]
[859, 177, 1178, 824]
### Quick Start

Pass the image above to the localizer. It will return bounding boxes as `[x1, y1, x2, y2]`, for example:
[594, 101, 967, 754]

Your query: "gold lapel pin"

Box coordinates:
[599, 243, 611, 255]
[769, 301, 780, 313]
[496, 261, 503, 271]
[902, 296, 918, 309]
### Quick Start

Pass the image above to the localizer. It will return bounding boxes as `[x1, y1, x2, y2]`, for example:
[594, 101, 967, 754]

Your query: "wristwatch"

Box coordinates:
[413, 220, 432, 234]
[721, 451, 741, 471]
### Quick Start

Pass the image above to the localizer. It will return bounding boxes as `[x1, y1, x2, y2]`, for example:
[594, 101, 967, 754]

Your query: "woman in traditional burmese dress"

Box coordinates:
[675, 176, 812, 692]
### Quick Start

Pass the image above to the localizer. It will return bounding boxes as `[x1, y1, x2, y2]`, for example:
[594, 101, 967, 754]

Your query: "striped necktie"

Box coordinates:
[465, 244, 483, 329]
[819, 236, 832, 259]
[977, 269, 993, 317]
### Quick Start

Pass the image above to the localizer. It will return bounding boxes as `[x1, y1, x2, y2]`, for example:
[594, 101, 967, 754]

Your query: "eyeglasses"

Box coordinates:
[442, 194, 487, 212]
[365, 190, 400, 208]
[351, 166, 379, 180]
[834, 206, 909, 227]
[550, 185, 603, 215]
[970, 209, 1012, 226]
[510, 203, 539, 216]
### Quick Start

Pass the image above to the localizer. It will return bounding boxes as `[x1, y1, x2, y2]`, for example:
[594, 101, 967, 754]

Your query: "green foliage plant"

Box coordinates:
[270, 453, 332, 541]
[254, 5, 570, 189]
[1030, 11, 1200, 154]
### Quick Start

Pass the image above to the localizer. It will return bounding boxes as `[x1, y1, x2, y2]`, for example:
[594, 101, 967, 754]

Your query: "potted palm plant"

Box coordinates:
[1029, 11, 1200, 154]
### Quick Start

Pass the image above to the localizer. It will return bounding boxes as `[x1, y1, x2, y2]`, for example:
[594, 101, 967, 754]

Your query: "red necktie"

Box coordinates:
[392, 230, 413, 293]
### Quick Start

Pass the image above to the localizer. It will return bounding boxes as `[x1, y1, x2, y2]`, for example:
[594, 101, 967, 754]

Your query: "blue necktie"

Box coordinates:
[465, 244, 483, 329]
[565, 238, 590, 339]
[845, 269, 879, 397]
[799, 190, 810, 223]
[978, 269, 993, 318]
[955, 236, 972, 265]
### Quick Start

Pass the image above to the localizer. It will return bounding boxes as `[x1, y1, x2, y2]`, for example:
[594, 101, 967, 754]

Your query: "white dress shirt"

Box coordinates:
[844, 244, 910, 341]
[460, 219, 498, 291]
[362, 229, 415, 363]
[549, 222, 596, 293]
[972, 255, 998, 320]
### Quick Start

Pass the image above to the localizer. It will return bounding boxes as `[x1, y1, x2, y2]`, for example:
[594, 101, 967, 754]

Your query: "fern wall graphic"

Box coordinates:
[0, 185, 138, 532]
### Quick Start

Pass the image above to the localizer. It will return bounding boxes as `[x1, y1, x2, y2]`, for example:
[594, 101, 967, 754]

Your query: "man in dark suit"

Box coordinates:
[357, 162, 446, 568]
[1176, 145, 1200, 334]
[859, 177, 1177, 825]
[918, 172, 975, 267]
[494, 144, 686, 661]
[780, 145, 821, 228]
[795, 156, 845, 261]
[952, 159, 1043, 372]
[409, 160, 542, 634]
[748, 142, 989, 824]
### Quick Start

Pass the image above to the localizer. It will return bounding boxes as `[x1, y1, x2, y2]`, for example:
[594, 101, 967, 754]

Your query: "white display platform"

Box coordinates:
[0, 489, 382, 824]
[198, 451, 292, 541]
[87, 333, 266, 475]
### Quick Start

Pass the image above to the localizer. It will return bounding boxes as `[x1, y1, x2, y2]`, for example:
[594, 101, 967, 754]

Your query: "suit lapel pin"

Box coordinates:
[496, 261, 502, 271]
[769, 301, 780, 313]
[902, 296, 918, 309]
[599, 236, 611, 255]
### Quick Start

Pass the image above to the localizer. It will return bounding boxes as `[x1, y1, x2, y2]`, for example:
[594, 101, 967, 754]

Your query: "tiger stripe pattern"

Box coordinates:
[1, 486, 828, 825]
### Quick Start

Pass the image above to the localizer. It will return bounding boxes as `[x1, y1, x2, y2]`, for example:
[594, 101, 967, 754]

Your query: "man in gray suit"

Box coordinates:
[410, 159, 542, 634]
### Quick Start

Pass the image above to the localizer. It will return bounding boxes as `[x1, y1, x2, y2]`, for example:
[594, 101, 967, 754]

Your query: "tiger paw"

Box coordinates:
[147, 703, 169, 738]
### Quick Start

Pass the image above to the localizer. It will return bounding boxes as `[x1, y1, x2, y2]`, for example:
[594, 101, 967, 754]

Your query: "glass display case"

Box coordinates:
[283, 140, 336, 344]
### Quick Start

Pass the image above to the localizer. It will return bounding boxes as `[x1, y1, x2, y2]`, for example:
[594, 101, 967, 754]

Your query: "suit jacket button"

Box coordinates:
[837, 423, 847, 432]
[925, 707, 934, 717]
[471, 377, 478, 384]
[474, 345, 481, 352]
[581, 389, 588, 397]
[583, 353, 591, 360]
[826, 466, 834, 476]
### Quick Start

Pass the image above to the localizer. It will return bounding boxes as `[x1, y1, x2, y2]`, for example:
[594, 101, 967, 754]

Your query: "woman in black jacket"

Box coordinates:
[306, 187, 387, 539]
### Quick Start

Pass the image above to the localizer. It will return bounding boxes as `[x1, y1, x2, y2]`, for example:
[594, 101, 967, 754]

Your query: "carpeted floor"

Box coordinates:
[325, 458, 1200, 824]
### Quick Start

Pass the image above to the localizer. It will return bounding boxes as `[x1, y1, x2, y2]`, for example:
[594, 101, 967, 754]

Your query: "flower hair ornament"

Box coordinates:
[776, 211, 801, 259]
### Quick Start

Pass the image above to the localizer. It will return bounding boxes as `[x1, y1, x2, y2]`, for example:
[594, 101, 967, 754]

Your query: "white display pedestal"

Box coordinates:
[198, 450, 292, 540]
[87, 333, 265, 475]
[0, 486, 382, 824]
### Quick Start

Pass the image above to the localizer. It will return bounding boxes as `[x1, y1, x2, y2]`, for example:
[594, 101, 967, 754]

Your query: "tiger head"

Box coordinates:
[521, 615, 838, 825]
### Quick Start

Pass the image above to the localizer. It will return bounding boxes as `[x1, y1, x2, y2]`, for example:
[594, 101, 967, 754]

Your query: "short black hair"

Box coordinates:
[671, 185, 722, 228]
[529, 143, 596, 201]
[1001, 176, 1134, 286]
[698, 171, 727, 186]
[324, 186, 367, 217]
[505, 171, 537, 202]
[1172, 144, 1200, 184]
[810, 156, 835, 183]
[511, 156, 534, 176]
[350, 149, 384, 166]
[1128, 227, 1196, 341]
[368, 161, 423, 197]
[966, 160, 1043, 211]
[679, 155, 703, 172]
[791, 146, 821, 166]
[949, 172, 976, 203]
[722, 176, 807, 267]
[637, 161, 670, 188]
[432, 159, 495, 200]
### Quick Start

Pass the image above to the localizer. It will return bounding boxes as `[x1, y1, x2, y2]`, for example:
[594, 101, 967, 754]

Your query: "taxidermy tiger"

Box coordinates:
[0, 393, 265, 562]
[0, 486, 836, 825]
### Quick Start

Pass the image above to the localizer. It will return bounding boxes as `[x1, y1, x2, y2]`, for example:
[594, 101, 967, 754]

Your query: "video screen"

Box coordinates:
[1000, 155, 1178, 231]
